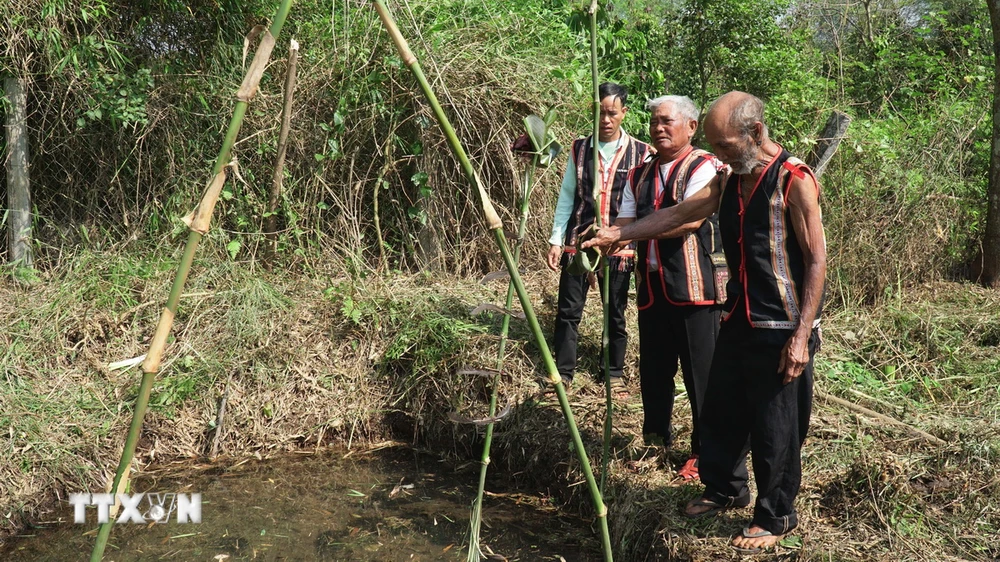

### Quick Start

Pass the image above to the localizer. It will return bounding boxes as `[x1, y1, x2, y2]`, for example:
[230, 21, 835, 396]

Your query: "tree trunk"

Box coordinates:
[807, 111, 851, 180]
[265, 38, 299, 264]
[981, 0, 1000, 286]
[4, 76, 32, 267]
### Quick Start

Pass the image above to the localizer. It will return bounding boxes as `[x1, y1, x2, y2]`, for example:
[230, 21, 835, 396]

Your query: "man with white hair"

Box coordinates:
[612, 95, 725, 480]
[584, 91, 826, 554]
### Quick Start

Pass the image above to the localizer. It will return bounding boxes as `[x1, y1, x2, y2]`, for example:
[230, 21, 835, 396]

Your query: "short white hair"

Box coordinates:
[646, 95, 699, 122]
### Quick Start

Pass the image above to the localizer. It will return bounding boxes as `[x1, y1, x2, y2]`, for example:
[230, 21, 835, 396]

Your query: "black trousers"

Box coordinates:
[553, 253, 631, 381]
[698, 314, 818, 536]
[637, 297, 720, 453]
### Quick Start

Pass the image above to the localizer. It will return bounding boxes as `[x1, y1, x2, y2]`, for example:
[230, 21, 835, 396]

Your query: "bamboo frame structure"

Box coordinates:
[466, 162, 533, 562]
[88, 1, 294, 560]
[467, 112, 558, 562]
[371, 1, 613, 559]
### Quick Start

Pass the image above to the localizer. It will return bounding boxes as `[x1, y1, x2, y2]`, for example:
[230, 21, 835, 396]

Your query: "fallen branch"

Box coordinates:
[816, 389, 947, 447]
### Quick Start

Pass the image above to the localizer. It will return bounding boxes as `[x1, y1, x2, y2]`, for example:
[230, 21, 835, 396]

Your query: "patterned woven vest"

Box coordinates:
[630, 147, 722, 308]
[718, 148, 824, 328]
[563, 134, 650, 257]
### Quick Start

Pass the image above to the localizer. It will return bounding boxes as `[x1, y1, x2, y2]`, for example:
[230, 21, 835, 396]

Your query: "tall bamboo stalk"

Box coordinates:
[586, 0, 615, 495]
[371, 2, 612, 559]
[88, 2, 294, 560]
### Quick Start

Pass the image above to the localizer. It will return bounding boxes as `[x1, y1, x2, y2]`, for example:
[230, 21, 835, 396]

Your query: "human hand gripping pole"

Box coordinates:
[581, 224, 622, 254]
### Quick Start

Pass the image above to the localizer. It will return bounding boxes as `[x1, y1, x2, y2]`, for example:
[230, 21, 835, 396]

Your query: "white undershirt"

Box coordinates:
[617, 156, 718, 219]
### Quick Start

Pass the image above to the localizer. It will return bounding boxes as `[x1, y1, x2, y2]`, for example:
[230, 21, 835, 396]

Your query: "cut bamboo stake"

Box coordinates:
[586, 0, 615, 496]
[371, 2, 613, 560]
[4, 76, 32, 268]
[209, 370, 235, 459]
[88, 2, 294, 560]
[265, 38, 300, 264]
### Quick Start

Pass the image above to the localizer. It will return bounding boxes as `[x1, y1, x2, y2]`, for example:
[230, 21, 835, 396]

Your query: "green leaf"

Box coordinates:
[346, 489, 367, 497]
[226, 240, 241, 260]
[524, 114, 547, 152]
[541, 140, 563, 167]
[779, 535, 802, 549]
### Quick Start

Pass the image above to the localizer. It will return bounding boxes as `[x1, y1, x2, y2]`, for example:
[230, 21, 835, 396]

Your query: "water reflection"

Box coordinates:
[1, 444, 597, 561]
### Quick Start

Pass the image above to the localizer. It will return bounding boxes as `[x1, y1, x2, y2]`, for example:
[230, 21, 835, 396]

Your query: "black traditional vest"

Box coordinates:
[718, 147, 823, 329]
[630, 147, 722, 308]
[563, 133, 650, 258]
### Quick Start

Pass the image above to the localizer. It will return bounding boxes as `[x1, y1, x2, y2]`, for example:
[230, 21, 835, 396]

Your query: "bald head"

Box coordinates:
[704, 91, 770, 175]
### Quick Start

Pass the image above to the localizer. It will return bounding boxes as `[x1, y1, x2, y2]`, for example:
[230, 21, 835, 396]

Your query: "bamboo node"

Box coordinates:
[141, 307, 175, 373]
[237, 29, 277, 102]
[183, 160, 240, 234]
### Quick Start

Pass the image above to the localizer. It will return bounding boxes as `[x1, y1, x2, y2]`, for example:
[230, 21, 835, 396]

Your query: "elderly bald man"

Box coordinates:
[584, 91, 826, 554]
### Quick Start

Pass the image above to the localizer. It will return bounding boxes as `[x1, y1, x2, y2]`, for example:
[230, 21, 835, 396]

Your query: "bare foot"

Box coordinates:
[731, 525, 782, 553]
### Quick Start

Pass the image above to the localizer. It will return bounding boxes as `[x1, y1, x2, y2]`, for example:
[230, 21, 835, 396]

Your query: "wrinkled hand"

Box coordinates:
[608, 239, 632, 256]
[580, 226, 622, 254]
[778, 332, 810, 384]
[546, 245, 563, 272]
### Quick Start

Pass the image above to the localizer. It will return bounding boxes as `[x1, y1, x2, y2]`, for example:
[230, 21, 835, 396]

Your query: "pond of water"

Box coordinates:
[0, 444, 599, 561]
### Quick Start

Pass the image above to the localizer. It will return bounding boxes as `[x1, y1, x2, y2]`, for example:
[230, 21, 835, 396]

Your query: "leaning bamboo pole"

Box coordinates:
[88, 2, 294, 560]
[586, 0, 615, 495]
[371, 2, 613, 560]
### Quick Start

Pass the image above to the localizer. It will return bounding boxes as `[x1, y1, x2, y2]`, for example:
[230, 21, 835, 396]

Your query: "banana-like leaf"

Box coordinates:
[541, 139, 563, 167]
[567, 246, 601, 275]
[525, 114, 548, 153]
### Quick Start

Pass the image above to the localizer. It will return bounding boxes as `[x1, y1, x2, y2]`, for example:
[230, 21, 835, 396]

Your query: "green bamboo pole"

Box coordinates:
[371, 2, 612, 560]
[467, 161, 536, 562]
[88, 2, 294, 560]
[586, 0, 615, 495]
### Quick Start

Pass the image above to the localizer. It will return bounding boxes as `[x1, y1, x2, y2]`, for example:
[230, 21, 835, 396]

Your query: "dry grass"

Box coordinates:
[1, 245, 999, 561]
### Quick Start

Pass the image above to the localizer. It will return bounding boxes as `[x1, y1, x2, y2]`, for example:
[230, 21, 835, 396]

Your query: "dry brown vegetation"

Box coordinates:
[1, 247, 998, 560]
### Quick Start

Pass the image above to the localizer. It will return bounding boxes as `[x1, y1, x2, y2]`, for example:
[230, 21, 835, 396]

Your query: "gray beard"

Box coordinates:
[730, 141, 764, 175]
[730, 158, 764, 175]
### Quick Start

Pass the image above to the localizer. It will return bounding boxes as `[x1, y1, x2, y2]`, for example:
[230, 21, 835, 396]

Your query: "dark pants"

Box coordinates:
[698, 314, 818, 535]
[637, 297, 719, 453]
[553, 253, 631, 381]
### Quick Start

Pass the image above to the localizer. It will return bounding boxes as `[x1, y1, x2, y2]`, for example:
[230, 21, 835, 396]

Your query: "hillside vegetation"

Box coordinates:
[1, 0, 998, 560]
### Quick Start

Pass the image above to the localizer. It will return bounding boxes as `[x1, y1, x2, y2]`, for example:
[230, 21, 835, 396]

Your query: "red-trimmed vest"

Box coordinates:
[718, 148, 824, 329]
[564, 134, 650, 259]
[630, 147, 722, 309]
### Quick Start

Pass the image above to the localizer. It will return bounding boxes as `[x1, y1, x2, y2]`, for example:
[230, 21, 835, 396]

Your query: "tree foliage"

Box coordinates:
[0, 0, 992, 299]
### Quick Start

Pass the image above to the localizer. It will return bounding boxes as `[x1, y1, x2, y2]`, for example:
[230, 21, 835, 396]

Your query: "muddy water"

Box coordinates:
[1, 446, 598, 561]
